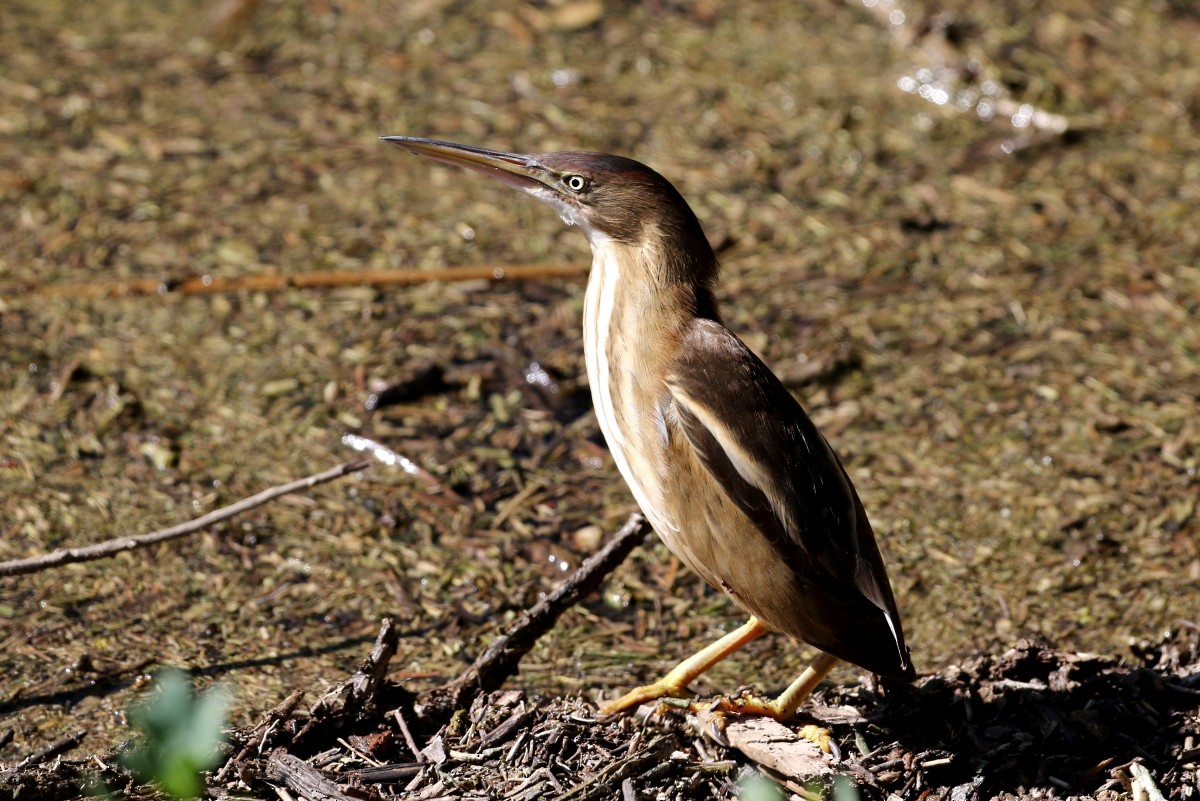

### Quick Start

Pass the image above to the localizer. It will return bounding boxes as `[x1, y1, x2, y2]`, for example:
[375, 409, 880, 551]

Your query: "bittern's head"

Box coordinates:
[382, 137, 713, 269]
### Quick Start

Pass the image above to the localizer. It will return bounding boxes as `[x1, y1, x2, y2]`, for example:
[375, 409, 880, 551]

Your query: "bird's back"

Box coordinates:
[653, 318, 914, 682]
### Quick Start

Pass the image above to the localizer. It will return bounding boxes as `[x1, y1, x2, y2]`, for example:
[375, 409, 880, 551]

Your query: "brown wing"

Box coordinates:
[666, 318, 914, 681]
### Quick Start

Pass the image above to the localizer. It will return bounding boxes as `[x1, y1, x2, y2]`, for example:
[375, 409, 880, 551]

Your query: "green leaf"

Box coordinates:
[118, 669, 229, 800]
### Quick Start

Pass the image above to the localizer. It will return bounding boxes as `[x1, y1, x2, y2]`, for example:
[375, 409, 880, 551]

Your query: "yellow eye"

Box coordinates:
[564, 174, 589, 192]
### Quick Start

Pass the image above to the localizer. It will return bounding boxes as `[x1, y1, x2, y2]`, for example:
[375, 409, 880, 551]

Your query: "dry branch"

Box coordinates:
[718, 717, 835, 787]
[307, 618, 400, 722]
[0, 459, 370, 577]
[13, 731, 88, 771]
[552, 733, 674, 801]
[423, 513, 651, 719]
[265, 752, 356, 801]
[213, 690, 307, 784]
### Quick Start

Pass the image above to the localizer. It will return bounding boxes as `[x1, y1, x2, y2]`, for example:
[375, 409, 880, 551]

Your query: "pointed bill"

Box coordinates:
[381, 136, 552, 194]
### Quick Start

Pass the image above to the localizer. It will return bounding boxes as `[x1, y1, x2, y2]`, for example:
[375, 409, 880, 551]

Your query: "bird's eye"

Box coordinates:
[563, 174, 589, 193]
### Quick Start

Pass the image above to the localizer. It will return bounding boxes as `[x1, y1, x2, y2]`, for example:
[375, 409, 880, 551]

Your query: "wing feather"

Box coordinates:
[665, 318, 911, 677]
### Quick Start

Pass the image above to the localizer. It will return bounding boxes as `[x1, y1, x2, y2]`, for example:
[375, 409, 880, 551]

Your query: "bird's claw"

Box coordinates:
[797, 723, 837, 756]
[708, 689, 784, 718]
[688, 698, 732, 748]
[602, 686, 836, 756]
[702, 693, 838, 755]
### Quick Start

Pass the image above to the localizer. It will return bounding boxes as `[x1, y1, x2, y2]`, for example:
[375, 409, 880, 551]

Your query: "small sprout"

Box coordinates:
[119, 669, 229, 800]
[737, 769, 786, 801]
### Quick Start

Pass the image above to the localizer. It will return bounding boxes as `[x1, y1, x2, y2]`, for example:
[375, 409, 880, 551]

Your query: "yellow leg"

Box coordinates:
[704, 651, 842, 753]
[718, 650, 841, 719]
[600, 616, 768, 716]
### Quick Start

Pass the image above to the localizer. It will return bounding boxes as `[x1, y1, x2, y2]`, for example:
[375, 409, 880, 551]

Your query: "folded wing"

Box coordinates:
[665, 318, 913, 680]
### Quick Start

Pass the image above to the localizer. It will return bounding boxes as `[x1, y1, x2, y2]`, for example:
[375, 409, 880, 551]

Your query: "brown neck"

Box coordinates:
[582, 229, 719, 394]
[652, 229, 721, 322]
[600, 200, 721, 324]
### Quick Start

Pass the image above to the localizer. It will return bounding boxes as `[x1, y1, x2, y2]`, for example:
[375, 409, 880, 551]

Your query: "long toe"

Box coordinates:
[709, 695, 836, 754]
[598, 679, 690, 716]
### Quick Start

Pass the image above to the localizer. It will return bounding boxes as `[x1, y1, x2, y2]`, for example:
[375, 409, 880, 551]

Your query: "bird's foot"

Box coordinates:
[704, 693, 835, 754]
[597, 618, 771, 718]
[688, 699, 733, 748]
[598, 679, 690, 717]
[709, 689, 790, 718]
[797, 723, 835, 755]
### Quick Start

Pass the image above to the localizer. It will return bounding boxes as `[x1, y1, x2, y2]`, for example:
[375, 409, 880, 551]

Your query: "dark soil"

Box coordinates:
[5, 616, 1198, 800]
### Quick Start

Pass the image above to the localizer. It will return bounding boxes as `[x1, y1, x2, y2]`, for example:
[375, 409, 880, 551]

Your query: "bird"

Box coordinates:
[383, 136, 915, 721]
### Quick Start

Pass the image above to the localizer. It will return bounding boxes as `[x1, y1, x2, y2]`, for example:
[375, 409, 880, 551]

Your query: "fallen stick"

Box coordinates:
[718, 717, 836, 788]
[0, 459, 370, 577]
[14, 730, 88, 771]
[310, 618, 400, 719]
[424, 513, 651, 719]
[265, 752, 356, 801]
[213, 690, 306, 784]
[552, 733, 674, 801]
[288, 618, 405, 750]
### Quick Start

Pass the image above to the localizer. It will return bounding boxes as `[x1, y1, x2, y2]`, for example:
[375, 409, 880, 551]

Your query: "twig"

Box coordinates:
[1, 263, 586, 301]
[289, 619, 405, 750]
[552, 733, 673, 801]
[424, 513, 650, 720]
[711, 716, 835, 786]
[310, 618, 399, 719]
[342, 434, 464, 504]
[15, 730, 88, 769]
[0, 459, 371, 577]
[477, 708, 533, 750]
[393, 708, 427, 763]
[1130, 762, 1167, 801]
[265, 752, 356, 801]
[215, 690, 306, 783]
[347, 762, 423, 782]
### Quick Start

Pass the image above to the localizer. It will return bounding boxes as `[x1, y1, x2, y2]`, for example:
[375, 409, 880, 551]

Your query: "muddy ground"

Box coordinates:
[1, 0, 1198, 798]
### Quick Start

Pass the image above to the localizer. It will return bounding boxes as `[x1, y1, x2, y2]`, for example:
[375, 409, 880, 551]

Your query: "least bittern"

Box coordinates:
[384, 136, 915, 720]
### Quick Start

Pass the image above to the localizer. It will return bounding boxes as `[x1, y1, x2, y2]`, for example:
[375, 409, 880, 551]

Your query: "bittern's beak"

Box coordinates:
[383, 135, 593, 231]
[381, 136, 553, 194]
